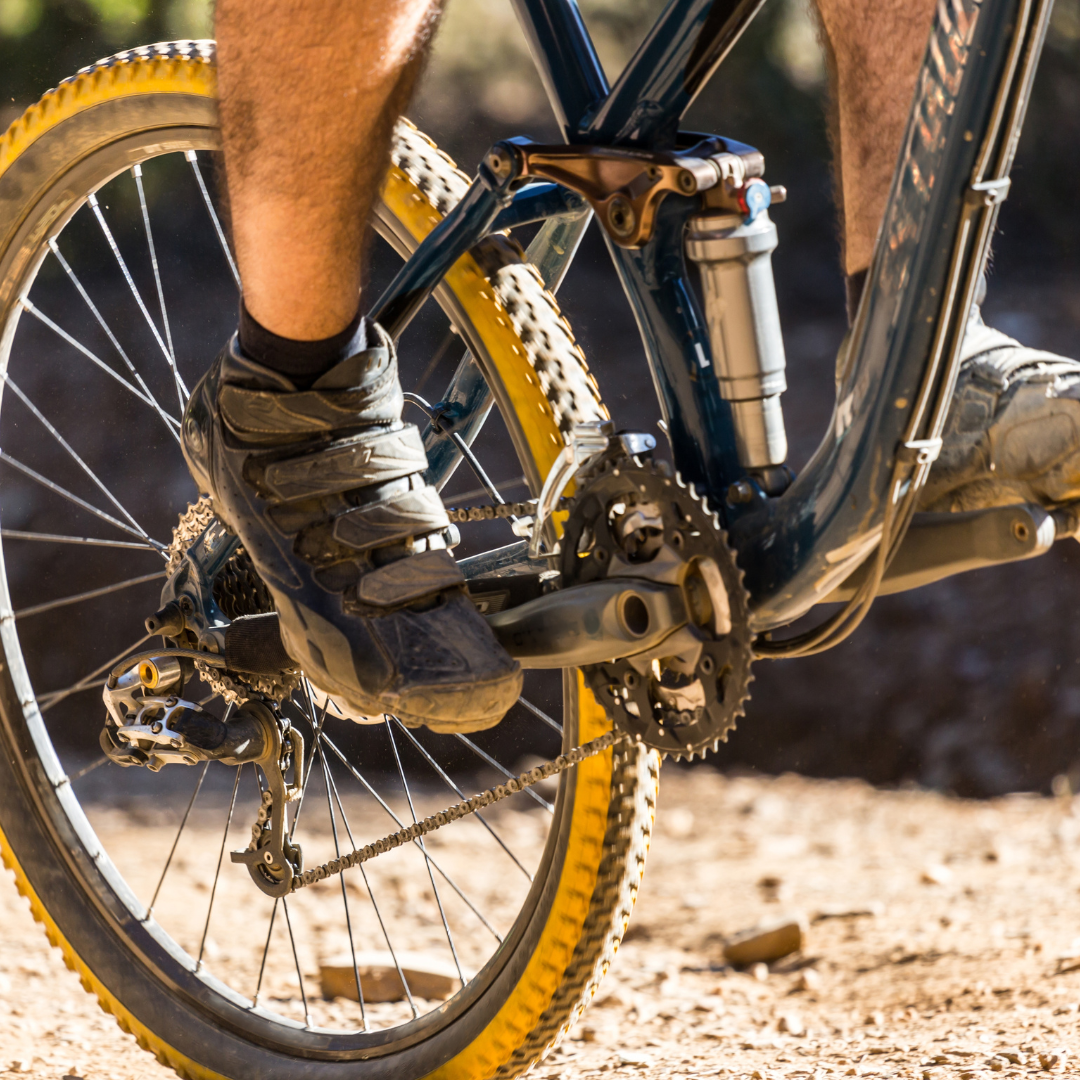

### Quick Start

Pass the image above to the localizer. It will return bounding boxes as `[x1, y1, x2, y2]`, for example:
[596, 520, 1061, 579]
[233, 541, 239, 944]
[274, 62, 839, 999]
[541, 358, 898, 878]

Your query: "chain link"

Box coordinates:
[443, 497, 569, 524]
[292, 730, 624, 890]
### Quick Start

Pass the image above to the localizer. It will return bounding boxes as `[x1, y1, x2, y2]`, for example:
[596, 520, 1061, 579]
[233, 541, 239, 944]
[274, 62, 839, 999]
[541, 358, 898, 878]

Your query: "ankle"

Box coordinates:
[238, 303, 367, 388]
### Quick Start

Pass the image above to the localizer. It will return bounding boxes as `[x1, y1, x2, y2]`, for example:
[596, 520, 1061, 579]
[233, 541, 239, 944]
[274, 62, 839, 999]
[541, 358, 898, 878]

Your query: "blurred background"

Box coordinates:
[2, 0, 1080, 797]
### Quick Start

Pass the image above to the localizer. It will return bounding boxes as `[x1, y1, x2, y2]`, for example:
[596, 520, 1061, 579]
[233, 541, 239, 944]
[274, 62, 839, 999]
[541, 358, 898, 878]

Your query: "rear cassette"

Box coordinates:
[561, 455, 754, 758]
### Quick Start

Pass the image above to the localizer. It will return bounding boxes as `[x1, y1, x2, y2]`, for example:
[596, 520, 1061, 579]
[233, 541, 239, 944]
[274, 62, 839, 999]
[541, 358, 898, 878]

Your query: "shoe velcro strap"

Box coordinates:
[257, 425, 429, 502]
[333, 485, 450, 552]
[354, 549, 464, 608]
[220, 374, 401, 436]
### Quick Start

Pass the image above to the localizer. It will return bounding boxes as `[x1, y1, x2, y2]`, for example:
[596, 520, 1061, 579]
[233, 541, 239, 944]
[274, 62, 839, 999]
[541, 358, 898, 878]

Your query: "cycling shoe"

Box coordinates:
[181, 322, 522, 732]
[921, 305, 1080, 513]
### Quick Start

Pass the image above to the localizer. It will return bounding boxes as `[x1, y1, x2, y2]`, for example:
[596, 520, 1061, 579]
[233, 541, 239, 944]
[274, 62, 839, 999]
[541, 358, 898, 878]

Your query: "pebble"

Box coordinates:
[777, 1012, 805, 1036]
[794, 968, 821, 991]
[920, 863, 954, 886]
[723, 917, 806, 966]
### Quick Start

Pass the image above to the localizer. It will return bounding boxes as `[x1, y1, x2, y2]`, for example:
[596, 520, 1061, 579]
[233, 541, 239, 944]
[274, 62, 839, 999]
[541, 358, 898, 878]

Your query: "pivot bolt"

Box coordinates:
[486, 146, 514, 180]
[607, 195, 636, 239]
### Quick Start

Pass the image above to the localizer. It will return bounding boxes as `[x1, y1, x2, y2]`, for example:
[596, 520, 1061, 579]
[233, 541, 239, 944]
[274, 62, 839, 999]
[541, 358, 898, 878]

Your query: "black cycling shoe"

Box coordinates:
[181, 321, 522, 732]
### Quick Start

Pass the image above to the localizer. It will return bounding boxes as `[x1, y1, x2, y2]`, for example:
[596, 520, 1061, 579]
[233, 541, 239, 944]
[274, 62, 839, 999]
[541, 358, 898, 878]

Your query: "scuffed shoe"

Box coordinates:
[920, 305, 1080, 513]
[181, 321, 522, 732]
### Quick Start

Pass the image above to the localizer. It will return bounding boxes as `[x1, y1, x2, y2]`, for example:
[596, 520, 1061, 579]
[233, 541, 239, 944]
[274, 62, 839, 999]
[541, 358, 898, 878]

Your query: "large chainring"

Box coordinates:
[561, 456, 753, 759]
[166, 497, 300, 705]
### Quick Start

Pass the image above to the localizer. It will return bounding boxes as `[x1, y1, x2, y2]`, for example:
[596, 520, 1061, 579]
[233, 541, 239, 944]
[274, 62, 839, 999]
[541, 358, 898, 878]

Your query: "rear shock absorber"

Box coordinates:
[686, 193, 790, 494]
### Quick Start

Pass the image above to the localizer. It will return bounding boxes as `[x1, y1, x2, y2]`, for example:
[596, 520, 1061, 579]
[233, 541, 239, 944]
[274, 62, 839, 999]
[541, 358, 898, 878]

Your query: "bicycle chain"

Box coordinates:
[291, 730, 624, 890]
[444, 497, 569, 523]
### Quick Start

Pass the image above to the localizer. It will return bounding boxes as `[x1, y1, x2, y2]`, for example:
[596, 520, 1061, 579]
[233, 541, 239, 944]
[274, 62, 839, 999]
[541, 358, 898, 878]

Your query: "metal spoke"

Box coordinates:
[37, 632, 152, 713]
[4, 375, 151, 539]
[391, 717, 535, 876]
[68, 755, 108, 782]
[252, 900, 278, 1007]
[196, 764, 243, 971]
[185, 151, 241, 288]
[318, 743, 366, 1027]
[87, 193, 178, 378]
[14, 570, 165, 620]
[0, 449, 165, 548]
[404, 394, 505, 506]
[45, 239, 183, 440]
[454, 731, 553, 813]
[385, 720, 465, 984]
[320, 732, 501, 943]
[131, 164, 187, 407]
[148, 760, 211, 916]
[282, 898, 312, 1027]
[1, 529, 157, 552]
[323, 754, 418, 1018]
[19, 298, 168, 418]
[519, 695, 563, 735]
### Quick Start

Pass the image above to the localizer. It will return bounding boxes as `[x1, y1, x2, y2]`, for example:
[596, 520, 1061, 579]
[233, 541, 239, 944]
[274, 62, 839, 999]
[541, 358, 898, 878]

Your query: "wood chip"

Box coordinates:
[319, 950, 460, 1002]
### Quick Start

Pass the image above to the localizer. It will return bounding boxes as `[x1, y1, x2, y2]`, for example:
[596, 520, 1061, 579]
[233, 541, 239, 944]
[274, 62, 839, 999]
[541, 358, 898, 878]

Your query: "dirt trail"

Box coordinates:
[2, 768, 1079, 1079]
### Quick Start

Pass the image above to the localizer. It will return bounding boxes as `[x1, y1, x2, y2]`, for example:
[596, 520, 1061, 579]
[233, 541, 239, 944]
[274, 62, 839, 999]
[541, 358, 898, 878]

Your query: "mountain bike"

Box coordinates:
[0, 0, 1054, 1075]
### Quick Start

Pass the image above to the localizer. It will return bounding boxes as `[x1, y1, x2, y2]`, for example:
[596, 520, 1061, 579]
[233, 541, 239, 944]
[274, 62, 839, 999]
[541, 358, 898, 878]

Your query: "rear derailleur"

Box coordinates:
[101, 661, 305, 897]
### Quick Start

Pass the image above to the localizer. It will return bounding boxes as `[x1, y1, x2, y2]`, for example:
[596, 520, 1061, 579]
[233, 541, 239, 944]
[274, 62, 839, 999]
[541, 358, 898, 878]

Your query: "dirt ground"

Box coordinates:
[2, 766, 1080, 1080]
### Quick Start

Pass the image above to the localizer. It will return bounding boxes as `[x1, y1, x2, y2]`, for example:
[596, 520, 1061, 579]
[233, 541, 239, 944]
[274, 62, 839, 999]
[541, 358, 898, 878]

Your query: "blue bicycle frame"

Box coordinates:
[375, 0, 1054, 635]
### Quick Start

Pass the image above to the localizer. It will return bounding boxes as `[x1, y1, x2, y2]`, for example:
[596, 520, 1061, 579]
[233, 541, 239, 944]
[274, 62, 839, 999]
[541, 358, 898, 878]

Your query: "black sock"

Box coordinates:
[845, 269, 868, 327]
[238, 304, 366, 388]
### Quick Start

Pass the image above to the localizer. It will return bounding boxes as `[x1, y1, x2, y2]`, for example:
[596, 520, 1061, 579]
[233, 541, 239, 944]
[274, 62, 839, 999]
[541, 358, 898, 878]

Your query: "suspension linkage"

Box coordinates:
[291, 729, 625, 891]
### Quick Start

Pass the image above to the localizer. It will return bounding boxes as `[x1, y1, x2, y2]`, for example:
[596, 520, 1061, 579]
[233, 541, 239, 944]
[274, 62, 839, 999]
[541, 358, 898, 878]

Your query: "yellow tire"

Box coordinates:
[0, 41, 659, 1080]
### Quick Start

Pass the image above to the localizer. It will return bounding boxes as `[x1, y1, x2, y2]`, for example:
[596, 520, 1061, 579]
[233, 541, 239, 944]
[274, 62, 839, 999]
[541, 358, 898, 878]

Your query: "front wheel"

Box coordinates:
[0, 41, 658, 1080]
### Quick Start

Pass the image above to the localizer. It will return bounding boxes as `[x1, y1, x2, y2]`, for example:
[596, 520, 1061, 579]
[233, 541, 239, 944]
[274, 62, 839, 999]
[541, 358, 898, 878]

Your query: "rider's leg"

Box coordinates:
[180, 0, 522, 731]
[816, 0, 1080, 514]
[216, 0, 438, 346]
[813, 0, 937, 320]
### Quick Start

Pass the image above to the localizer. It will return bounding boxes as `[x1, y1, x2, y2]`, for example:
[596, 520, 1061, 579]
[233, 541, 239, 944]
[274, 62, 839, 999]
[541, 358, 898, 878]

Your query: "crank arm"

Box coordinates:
[487, 577, 687, 669]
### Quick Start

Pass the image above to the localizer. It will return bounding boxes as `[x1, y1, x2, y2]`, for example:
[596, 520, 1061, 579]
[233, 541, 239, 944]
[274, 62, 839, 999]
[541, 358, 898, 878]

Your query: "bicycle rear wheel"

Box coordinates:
[0, 41, 658, 1080]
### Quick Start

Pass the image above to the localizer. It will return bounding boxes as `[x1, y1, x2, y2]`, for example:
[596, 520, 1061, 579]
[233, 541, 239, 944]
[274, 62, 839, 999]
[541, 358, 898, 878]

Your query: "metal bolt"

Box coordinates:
[1013, 520, 1030, 542]
[700, 655, 716, 675]
[677, 169, 697, 194]
[607, 195, 636, 239]
[727, 479, 755, 505]
[151, 721, 163, 734]
[486, 146, 514, 179]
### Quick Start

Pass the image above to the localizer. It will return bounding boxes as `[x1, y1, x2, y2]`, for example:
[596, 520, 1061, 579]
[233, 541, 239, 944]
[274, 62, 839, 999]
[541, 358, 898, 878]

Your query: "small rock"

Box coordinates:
[920, 863, 953, 886]
[812, 901, 885, 922]
[751, 962, 770, 982]
[988, 1059, 1004, 1073]
[1039, 1050, 1068, 1071]
[663, 806, 695, 838]
[757, 875, 786, 903]
[319, 950, 460, 1002]
[865, 1010, 885, 1027]
[794, 968, 821, 991]
[617, 1050, 651, 1067]
[777, 1012, 804, 1036]
[9, 1063, 29, 1075]
[723, 915, 806, 966]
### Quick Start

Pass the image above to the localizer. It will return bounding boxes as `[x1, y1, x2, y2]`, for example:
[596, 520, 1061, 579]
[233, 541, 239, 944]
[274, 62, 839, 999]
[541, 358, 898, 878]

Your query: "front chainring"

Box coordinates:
[561, 456, 753, 759]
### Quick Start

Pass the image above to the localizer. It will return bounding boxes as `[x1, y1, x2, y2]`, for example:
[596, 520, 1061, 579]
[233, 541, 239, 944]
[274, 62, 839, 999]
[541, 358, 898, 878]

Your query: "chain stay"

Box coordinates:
[292, 729, 622, 891]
